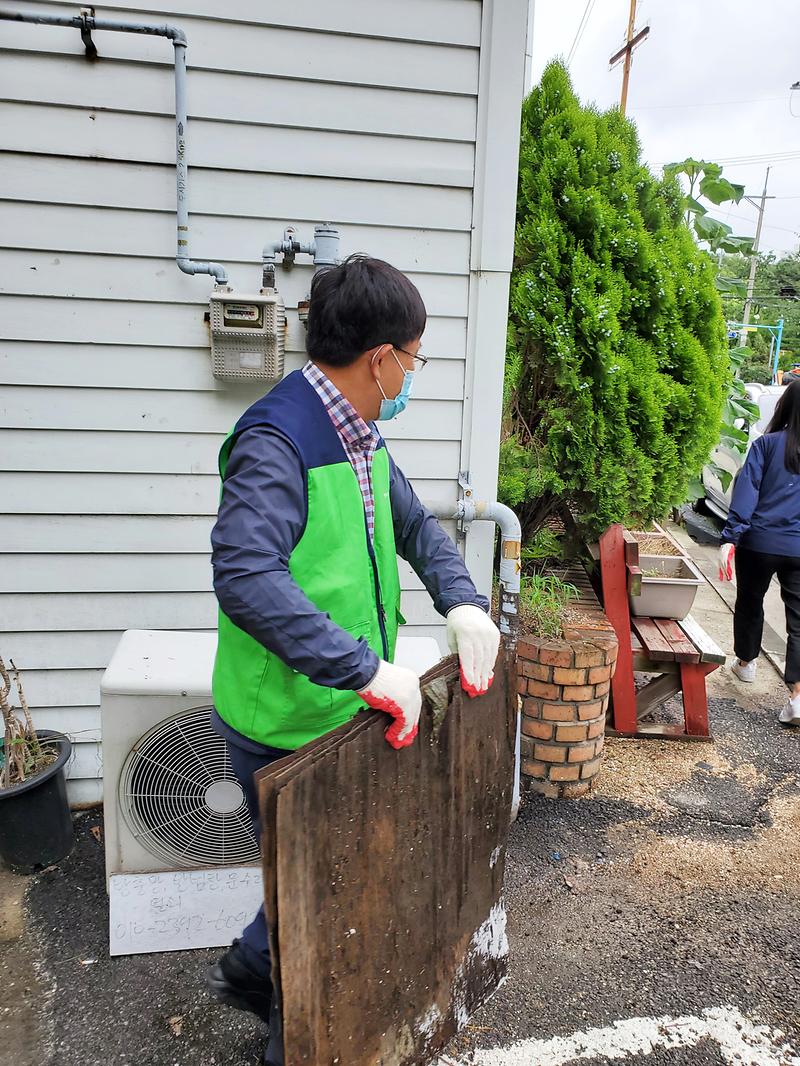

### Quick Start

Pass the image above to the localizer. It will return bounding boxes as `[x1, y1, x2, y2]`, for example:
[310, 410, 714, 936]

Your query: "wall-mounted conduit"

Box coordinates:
[1, 7, 229, 285]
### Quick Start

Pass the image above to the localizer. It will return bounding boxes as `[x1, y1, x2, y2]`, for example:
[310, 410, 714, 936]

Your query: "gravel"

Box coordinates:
[3, 689, 799, 1065]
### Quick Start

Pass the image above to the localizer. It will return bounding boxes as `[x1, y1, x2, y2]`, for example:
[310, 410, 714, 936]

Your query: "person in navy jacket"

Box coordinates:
[719, 379, 800, 725]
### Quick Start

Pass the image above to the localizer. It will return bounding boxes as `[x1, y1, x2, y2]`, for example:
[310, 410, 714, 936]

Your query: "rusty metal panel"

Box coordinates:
[257, 651, 515, 1066]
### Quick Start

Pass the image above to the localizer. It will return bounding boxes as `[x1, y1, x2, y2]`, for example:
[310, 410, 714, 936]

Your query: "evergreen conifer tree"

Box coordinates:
[501, 62, 727, 539]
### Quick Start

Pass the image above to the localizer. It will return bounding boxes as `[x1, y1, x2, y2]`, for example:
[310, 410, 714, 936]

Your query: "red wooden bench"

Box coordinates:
[595, 524, 725, 740]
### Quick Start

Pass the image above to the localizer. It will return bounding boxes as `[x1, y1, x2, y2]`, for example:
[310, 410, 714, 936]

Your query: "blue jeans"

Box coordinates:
[225, 738, 289, 1064]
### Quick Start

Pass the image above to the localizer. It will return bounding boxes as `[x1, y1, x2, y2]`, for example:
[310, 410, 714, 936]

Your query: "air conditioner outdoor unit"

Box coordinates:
[101, 629, 443, 881]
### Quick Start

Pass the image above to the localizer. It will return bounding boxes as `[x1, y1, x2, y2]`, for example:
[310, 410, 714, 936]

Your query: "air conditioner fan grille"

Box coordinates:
[118, 706, 259, 868]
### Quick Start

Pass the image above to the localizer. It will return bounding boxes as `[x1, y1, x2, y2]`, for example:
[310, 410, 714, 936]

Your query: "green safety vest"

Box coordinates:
[212, 371, 401, 750]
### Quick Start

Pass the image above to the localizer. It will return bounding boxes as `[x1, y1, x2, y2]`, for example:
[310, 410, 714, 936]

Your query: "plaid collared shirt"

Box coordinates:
[302, 361, 379, 541]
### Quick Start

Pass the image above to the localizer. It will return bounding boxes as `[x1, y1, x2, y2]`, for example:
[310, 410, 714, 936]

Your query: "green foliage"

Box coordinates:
[501, 62, 728, 540]
[738, 357, 772, 386]
[518, 574, 579, 639]
[665, 158, 751, 259]
[520, 528, 563, 563]
[718, 249, 800, 358]
[715, 347, 761, 491]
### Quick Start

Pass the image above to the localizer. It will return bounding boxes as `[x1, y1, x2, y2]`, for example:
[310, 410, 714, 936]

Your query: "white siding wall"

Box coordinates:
[0, 0, 530, 803]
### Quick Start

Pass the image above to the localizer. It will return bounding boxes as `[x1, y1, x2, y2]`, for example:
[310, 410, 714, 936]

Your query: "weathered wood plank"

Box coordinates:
[622, 529, 640, 568]
[599, 524, 637, 734]
[257, 653, 514, 1065]
[636, 672, 681, 720]
[680, 662, 717, 737]
[632, 617, 676, 663]
[654, 618, 701, 664]
[679, 615, 726, 665]
[632, 655, 678, 674]
[627, 563, 643, 599]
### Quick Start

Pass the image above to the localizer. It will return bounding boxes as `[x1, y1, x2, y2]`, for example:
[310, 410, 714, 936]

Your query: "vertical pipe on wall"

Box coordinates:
[431, 498, 523, 819]
[0, 9, 229, 285]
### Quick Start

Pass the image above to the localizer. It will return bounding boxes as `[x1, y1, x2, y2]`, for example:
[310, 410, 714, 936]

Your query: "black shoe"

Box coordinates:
[207, 939, 272, 1023]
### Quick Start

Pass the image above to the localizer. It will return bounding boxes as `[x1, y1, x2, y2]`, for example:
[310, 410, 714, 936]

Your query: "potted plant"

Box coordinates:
[0, 656, 73, 873]
[629, 556, 705, 621]
[515, 568, 618, 799]
[625, 524, 704, 621]
[628, 530, 686, 560]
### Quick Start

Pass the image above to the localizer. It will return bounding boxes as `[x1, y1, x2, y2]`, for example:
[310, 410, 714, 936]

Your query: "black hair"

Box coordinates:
[765, 379, 800, 474]
[306, 254, 426, 367]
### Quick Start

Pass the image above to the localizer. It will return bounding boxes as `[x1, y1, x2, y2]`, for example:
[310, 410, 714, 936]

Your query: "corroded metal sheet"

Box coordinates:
[257, 651, 515, 1066]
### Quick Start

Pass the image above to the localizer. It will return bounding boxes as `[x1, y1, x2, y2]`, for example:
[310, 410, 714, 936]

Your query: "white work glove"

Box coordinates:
[719, 543, 735, 582]
[446, 604, 501, 698]
[357, 660, 422, 750]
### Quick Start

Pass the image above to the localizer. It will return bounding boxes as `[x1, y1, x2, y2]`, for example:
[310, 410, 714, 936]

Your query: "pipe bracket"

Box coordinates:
[79, 7, 97, 59]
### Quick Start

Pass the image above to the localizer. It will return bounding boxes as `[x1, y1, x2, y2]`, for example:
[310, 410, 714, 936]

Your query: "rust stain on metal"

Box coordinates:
[502, 539, 521, 560]
[257, 651, 515, 1065]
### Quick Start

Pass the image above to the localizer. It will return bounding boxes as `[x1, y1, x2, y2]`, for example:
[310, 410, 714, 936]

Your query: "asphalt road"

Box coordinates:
[442, 687, 800, 1065]
[3, 681, 799, 1065]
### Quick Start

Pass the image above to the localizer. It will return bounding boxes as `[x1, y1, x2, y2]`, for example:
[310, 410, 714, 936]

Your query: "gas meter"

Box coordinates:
[209, 288, 286, 382]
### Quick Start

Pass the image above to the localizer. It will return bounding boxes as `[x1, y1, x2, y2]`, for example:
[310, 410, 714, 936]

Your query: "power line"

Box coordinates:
[631, 96, 784, 111]
[714, 151, 800, 164]
[567, 0, 596, 66]
[739, 168, 770, 347]
[654, 152, 800, 171]
[721, 210, 800, 235]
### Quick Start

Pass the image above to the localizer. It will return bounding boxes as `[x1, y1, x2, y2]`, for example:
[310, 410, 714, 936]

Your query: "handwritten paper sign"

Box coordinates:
[109, 866, 264, 956]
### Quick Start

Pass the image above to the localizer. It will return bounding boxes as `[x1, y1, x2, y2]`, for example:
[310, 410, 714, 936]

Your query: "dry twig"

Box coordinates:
[0, 655, 54, 788]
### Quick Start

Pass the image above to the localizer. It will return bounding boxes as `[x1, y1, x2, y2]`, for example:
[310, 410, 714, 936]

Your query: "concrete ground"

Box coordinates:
[2, 523, 799, 1065]
[441, 520, 800, 1065]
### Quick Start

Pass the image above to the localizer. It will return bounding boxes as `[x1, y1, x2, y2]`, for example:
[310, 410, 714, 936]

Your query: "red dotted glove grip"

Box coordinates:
[360, 690, 418, 750]
[460, 667, 494, 699]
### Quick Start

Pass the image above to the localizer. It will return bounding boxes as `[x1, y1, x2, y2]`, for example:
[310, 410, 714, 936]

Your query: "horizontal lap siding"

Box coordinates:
[0, 0, 481, 800]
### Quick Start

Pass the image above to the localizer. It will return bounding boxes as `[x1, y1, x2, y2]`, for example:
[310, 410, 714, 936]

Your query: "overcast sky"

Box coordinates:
[530, 0, 800, 257]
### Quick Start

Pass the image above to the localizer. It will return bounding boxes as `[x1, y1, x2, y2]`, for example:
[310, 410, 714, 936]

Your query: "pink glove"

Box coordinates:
[719, 543, 735, 582]
[357, 660, 422, 750]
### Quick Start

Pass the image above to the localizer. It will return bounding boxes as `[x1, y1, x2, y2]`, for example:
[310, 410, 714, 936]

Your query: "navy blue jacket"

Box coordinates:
[210, 418, 488, 695]
[721, 430, 800, 556]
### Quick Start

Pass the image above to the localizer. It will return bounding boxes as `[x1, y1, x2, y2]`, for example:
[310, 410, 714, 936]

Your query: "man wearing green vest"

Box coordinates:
[208, 255, 500, 1064]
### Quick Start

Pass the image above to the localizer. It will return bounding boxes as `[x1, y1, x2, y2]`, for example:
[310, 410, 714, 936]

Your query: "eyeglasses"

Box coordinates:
[393, 345, 429, 370]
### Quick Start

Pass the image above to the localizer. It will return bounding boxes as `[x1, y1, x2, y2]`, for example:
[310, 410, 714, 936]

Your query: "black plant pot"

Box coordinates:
[0, 731, 74, 874]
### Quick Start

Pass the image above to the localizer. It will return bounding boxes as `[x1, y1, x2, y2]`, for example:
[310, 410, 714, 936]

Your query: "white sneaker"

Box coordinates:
[778, 696, 800, 725]
[731, 658, 757, 683]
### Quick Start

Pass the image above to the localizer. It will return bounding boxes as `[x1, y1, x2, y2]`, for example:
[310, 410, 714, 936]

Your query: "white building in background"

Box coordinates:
[0, 0, 533, 802]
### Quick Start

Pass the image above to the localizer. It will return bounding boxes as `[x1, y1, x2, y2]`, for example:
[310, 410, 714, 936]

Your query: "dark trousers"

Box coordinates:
[734, 546, 800, 685]
[226, 740, 287, 1065]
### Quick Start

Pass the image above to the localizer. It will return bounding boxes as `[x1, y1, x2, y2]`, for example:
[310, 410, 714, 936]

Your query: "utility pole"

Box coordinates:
[738, 167, 773, 347]
[609, 0, 650, 115]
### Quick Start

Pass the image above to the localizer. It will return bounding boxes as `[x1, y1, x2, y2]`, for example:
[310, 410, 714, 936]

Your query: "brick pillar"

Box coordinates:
[517, 634, 618, 799]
